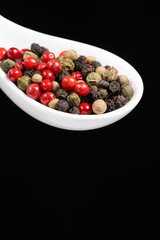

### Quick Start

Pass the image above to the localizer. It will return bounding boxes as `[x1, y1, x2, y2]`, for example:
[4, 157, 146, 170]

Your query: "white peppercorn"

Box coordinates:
[92, 99, 107, 114]
[32, 73, 43, 83]
[48, 98, 59, 109]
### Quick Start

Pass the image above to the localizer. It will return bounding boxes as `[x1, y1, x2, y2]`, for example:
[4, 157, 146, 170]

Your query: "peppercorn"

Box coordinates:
[67, 92, 80, 107]
[91, 61, 101, 69]
[60, 57, 75, 71]
[117, 75, 129, 85]
[23, 51, 39, 60]
[99, 88, 109, 99]
[31, 43, 48, 57]
[17, 76, 32, 92]
[63, 49, 80, 60]
[1, 59, 15, 73]
[86, 72, 101, 86]
[109, 81, 120, 93]
[106, 99, 116, 112]
[23, 69, 41, 78]
[52, 81, 60, 92]
[85, 56, 96, 64]
[91, 89, 108, 101]
[73, 55, 86, 71]
[56, 88, 68, 100]
[32, 73, 43, 83]
[48, 98, 59, 109]
[114, 95, 127, 108]
[92, 99, 107, 114]
[98, 79, 109, 89]
[96, 66, 107, 75]
[89, 85, 98, 95]
[56, 99, 69, 112]
[103, 67, 118, 81]
[68, 106, 80, 114]
[120, 84, 134, 100]
[81, 64, 95, 78]
[55, 69, 70, 85]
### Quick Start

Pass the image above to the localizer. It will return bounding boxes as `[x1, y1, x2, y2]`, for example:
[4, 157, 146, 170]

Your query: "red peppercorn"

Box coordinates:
[36, 62, 47, 72]
[72, 71, 83, 81]
[62, 75, 77, 91]
[7, 47, 22, 60]
[20, 48, 30, 56]
[40, 92, 56, 106]
[40, 79, 53, 92]
[15, 61, 25, 71]
[0, 47, 7, 61]
[41, 69, 55, 81]
[8, 68, 23, 82]
[26, 83, 42, 100]
[47, 59, 62, 74]
[74, 82, 90, 97]
[41, 51, 55, 63]
[79, 102, 92, 115]
[58, 50, 67, 58]
[24, 57, 38, 69]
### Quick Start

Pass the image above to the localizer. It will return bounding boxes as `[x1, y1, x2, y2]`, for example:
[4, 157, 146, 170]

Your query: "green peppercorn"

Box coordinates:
[67, 92, 80, 107]
[17, 76, 32, 92]
[103, 67, 118, 81]
[86, 72, 102, 86]
[1, 59, 15, 73]
[23, 51, 39, 60]
[60, 57, 75, 71]
[120, 84, 134, 100]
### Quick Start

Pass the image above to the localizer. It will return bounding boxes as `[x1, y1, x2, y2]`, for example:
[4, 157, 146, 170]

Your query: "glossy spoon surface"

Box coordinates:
[0, 15, 144, 130]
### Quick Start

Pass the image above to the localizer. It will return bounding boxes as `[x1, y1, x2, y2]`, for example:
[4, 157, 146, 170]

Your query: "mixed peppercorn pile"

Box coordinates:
[0, 43, 134, 115]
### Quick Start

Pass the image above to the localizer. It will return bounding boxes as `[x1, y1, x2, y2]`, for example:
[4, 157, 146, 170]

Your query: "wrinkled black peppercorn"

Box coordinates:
[23, 69, 41, 78]
[109, 81, 120, 93]
[56, 88, 68, 100]
[55, 69, 70, 85]
[68, 106, 80, 114]
[114, 95, 127, 108]
[106, 99, 116, 112]
[81, 64, 95, 78]
[73, 55, 86, 71]
[56, 99, 69, 112]
[91, 90, 108, 101]
[98, 80, 109, 89]
[31, 43, 48, 57]
[91, 61, 102, 69]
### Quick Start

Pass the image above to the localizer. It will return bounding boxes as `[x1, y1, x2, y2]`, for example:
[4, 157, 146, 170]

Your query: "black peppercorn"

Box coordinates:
[68, 106, 80, 114]
[98, 80, 109, 89]
[23, 69, 41, 78]
[114, 95, 127, 108]
[31, 43, 48, 57]
[73, 55, 86, 71]
[106, 99, 116, 112]
[55, 69, 70, 85]
[81, 64, 95, 78]
[109, 81, 120, 93]
[56, 100, 69, 112]
[56, 88, 68, 100]
[91, 61, 102, 69]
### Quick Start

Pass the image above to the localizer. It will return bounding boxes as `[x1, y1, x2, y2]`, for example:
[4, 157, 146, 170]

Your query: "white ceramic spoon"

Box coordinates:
[0, 15, 143, 131]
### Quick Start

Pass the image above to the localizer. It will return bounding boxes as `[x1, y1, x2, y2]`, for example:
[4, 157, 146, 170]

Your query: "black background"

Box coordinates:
[0, 1, 157, 239]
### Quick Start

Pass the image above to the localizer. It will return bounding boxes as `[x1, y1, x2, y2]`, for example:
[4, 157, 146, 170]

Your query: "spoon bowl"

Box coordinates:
[0, 15, 144, 130]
